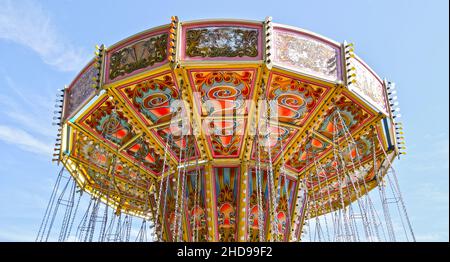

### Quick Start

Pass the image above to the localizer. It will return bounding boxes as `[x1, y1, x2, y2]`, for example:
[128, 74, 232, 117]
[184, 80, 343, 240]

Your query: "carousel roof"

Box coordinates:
[51, 17, 406, 242]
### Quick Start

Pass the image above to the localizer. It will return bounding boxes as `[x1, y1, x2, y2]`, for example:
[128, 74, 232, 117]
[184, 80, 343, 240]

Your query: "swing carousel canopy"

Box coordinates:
[54, 17, 402, 242]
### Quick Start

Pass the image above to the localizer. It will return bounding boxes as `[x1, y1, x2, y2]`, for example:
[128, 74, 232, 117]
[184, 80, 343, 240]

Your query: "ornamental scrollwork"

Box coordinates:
[109, 33, 168, 80]
[64, 65, 98, 119]
[186, 27, 258, 58]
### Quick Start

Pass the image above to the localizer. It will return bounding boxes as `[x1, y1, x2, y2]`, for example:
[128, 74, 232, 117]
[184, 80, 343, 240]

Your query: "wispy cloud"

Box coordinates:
[0, 0, 88, 71]
[4, 110, 55, 138]
[0, 74, 56, 139]
[0, 125, 52, 156]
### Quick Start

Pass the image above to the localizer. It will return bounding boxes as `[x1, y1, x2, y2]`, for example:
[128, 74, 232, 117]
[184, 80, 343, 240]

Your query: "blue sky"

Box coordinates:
[0, 0, 448, 241]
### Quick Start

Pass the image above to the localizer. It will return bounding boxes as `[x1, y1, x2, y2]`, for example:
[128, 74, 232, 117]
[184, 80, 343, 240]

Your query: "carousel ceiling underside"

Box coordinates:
[55, 18, 400, 242]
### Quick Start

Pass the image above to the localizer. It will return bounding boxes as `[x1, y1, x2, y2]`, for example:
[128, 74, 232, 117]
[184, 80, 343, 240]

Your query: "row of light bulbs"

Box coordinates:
[52, 89, 64, 162]
[344, 42, 357, 86]
[265, 16, 273, 65]
[387, 81, 406, 156]
[92, 44, 105, 90]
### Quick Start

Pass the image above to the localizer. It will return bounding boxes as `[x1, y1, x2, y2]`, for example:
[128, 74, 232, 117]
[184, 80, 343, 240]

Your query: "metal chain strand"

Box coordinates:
[154, 134, 172, 241]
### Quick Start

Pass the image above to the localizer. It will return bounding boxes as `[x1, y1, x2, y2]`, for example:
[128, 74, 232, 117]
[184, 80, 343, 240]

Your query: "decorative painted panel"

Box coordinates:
[340, 134, 375, 165]
[80, 97, 135, 148]
[349, 58, 388, 114]
[71, 132, 147, 185]
[71, 131, 111, 171]
[273, 28, 341, 82]
[182, 23, 262, 60]
[214, 166, 240, 242]
[310, 158, 381, 204]
[70, 133, 151, 211]
[251, 124, 298, 163]
[63, 62, 98, 121]
[116, 72, 181, 125]
[83, 165, 115, 193]
[188, 69, 257, 116]
[204, 118, 246, 158]
[152, 125, 199, 162]
[286, 135, 330, 173]
[111, 165, 149, 209]
[123, 136, 167, 176]
[247, 168, 269, 242]
[274, 174, 297, 242]
[83, 163, 150, 212]
[304, 131, 383, 199]
[183, 168, 208, 242]
[317, 93, 372, 141]
[160, 173, 177, 242]
[304, 157, 338, 190]
[285, 93, 374, 173]
[266, 73, 331, 126]
[105, 31, 169, 83]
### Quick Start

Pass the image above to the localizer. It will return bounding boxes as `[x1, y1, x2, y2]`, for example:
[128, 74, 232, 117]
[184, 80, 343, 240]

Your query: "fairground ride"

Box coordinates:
[36, 17, 414, 242]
